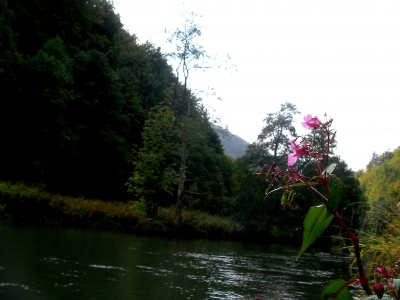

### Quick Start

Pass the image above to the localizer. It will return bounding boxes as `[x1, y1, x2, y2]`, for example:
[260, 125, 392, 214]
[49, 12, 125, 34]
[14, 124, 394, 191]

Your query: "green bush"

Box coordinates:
[129, 200, 147, 220]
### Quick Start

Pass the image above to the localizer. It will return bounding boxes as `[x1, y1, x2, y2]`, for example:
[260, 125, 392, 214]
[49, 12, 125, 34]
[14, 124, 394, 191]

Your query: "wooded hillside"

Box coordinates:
[0, 0, 233, 205]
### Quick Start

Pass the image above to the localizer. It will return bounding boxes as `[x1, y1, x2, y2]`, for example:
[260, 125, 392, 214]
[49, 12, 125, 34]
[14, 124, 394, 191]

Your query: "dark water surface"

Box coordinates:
[0, 221, 354, 300]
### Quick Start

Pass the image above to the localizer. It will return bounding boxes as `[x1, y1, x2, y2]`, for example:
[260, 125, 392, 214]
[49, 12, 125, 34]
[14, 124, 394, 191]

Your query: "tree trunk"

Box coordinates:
[176, 145, 186, 222]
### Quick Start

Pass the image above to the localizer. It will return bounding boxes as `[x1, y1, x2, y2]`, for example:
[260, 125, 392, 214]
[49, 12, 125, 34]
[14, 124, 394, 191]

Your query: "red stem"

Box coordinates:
[337, 279, 361, 297]
[334, 211, 372, 295]
[325, 128, 330, 169]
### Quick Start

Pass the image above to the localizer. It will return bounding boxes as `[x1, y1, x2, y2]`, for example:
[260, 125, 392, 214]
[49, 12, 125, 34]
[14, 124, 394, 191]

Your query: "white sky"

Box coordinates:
[113, 0, 400, 171]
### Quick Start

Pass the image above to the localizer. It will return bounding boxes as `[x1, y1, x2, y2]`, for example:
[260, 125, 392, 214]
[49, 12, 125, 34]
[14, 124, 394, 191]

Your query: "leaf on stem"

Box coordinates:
[320, 279, 352, 300]
[327, 175, 344, 214]
[298, 176, 344, 258]
[298, 204, 333, 258]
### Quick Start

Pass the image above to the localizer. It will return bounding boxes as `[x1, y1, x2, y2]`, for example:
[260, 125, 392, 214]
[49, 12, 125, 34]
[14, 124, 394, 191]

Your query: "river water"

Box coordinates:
[0, 221, 356, 300]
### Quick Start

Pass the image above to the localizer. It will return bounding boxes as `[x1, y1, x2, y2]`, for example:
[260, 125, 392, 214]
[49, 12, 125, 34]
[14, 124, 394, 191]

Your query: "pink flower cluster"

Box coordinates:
[287, 114, 320, 166]
[374, 266, 398, 299]
[377, 266, 395, 278]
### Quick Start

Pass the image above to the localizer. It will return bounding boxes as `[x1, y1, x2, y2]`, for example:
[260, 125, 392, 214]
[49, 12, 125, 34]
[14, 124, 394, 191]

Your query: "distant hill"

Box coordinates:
[215, 127, 249, 158]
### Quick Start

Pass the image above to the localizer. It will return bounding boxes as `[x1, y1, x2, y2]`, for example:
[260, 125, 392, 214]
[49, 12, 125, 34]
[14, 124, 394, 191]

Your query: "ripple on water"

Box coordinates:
[88, 264, 127, 271]
[136, 265, 174, 276]
[0, 282, 30, 289]
[0, 282, 45, 299]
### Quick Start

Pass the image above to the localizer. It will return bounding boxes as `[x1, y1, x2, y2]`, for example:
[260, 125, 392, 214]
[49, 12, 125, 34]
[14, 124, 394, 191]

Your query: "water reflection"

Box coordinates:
[0, 221, 352, 299]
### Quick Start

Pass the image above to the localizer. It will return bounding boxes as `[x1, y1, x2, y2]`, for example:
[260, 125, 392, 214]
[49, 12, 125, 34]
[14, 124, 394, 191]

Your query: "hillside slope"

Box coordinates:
[216, 127, 249, 158]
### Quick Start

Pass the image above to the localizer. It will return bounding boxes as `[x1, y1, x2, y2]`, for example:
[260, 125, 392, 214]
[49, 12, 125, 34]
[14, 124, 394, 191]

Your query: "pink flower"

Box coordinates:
[302, 114, 320, 129]
[288, 140, 309, 165]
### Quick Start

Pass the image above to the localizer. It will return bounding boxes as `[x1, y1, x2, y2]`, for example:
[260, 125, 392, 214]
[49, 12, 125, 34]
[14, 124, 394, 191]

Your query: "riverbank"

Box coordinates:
[0, 181, 244, 240]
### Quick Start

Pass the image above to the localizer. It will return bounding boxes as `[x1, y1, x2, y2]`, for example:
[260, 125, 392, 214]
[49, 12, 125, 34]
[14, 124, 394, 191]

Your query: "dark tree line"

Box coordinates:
[0, 0, 174, 199]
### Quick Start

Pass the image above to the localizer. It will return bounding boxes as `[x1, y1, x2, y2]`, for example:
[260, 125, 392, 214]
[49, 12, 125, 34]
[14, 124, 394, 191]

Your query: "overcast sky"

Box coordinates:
[113, 0, 400, 171]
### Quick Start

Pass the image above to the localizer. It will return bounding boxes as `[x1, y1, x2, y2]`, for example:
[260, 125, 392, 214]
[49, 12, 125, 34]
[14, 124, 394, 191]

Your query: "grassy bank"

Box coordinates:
[346, 198, 400, 282]
[0, 181, 244, 239]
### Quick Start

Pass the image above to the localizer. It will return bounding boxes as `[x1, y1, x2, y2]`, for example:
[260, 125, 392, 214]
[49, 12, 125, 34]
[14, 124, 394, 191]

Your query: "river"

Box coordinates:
[0, 220, 357, 300]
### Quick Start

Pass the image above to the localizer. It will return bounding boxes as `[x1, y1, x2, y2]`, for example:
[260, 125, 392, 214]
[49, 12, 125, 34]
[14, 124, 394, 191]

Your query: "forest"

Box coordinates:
[0, 0, 374, 242]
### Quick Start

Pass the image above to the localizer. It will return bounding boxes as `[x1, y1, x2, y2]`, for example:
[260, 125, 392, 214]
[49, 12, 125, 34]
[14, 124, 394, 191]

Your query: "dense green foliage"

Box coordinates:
[349, 148, 400, 284]
[357, 147, 400, 204]
[1, 0, 143, 198]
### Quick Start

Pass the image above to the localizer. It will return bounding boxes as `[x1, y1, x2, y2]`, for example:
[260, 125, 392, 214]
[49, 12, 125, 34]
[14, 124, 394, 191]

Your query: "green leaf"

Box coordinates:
[298, 204, 333, 258]
[327, 175, 344, 214]
[280, 192, 287, 206]
[320, 279, 352, 300]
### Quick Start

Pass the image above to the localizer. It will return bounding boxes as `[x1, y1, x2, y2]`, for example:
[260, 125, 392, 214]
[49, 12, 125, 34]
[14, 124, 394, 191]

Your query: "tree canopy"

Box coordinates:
[357, 148, 400, 203]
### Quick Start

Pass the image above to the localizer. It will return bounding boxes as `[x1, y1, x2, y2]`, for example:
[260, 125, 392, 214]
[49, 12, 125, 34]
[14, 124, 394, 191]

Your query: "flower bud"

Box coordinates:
[373, 283, 385, 299]
[377, 266, 385, 274]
